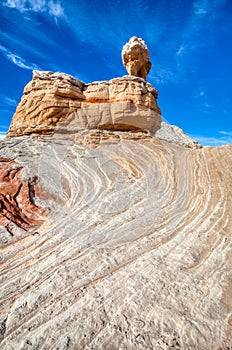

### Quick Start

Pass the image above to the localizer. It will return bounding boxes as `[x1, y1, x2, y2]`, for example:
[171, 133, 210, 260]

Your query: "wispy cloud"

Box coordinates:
[62, 0, 164, 53]
[4, 0, 46, 12]
[176, 42, 197, 58]
[149, 64, 177, 85]
[219, 130, 232, 136]
[7, 53, 35, 69]
[191, 132, 232, 146]
[48, 1, 64, 18]
[0, 44, 39, 70]
[193, 0, 226, 16]
[175, 0, 226, 71]
[3, 0, 64, 19]
[1, 95, 17, 107]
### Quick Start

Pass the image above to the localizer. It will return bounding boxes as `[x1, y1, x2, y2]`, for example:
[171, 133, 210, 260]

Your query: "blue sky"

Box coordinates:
[0, 0, 232, 145]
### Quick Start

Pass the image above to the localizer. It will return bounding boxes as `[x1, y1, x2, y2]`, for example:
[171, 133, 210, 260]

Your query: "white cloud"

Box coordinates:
[0, 44, 38, 70]
[4, 0, 26, 11]
[48, 1, 64, 18]
[1, 96, 17, 107]
[3, 0, 64, 19]
[219, 130, 232, 136]
[191, 133, 232, 146]
[7, 53, 35, 69]
[30, 0, 46, 12]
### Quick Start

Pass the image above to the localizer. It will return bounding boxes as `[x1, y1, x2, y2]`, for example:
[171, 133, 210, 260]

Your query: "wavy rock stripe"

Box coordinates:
[0, 132, 231, 349]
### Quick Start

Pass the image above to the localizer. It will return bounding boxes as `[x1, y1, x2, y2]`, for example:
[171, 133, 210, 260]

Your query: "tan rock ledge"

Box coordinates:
[7, 70, 162, 137]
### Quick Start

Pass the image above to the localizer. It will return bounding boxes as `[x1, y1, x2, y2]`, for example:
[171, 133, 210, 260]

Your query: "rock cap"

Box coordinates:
[122, 36, 152, 80]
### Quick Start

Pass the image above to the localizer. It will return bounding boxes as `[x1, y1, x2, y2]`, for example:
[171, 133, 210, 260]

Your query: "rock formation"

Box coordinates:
[1, 47, 232, 349]
[122, 36, 152, 80]
[156, 121, 202, 149]
[7, 70, 161, 137]
[0, 157, 46, 236]
[0, 132, 231, 349]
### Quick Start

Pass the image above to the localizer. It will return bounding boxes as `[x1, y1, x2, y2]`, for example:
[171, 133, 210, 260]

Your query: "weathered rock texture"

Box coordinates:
[0, 131, 232, 349]
[156, 121, 202, 149]
[0, 157, 46, 236]
[122, 36, 152, 80]
[7, 70, 161, 137]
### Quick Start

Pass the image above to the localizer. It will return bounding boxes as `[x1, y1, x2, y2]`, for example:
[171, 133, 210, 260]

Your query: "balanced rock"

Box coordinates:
[7, 70, 161, 137]
[122, 36, 152, 80]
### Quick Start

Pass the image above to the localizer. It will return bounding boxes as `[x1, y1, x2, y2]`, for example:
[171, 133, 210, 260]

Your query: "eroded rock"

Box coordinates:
[122, 36, 152, 80]
[156, 121, 202, 148]
[7, 71, 161, 137]
[0, 157, 46, 235]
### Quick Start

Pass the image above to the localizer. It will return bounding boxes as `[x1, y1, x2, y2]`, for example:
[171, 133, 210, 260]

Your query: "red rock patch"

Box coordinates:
[0, 158, 46, 235]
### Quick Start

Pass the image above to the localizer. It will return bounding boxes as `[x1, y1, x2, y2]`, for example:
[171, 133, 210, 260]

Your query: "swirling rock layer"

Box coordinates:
[7, 71, 161, 137]
[0, 131, 231, 349]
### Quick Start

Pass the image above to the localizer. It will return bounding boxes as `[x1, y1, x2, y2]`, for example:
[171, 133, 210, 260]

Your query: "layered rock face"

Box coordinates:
[0, 132, 232, 349]
[122, 36, 152, 80]
[7, 70, 161, 137]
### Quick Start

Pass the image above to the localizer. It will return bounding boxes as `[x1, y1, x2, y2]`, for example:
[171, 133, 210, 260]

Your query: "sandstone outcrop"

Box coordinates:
[156, 121, 202, 148]
[7, 70, 161, 137]
[122, 36, 152, 80]
[0, 132, 231, 349]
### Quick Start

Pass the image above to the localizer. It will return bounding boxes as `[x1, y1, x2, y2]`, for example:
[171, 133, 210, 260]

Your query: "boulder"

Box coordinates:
[122, 36, 152, 80]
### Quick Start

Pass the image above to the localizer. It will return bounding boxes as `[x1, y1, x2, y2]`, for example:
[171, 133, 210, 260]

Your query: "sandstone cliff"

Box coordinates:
[0, 67, 231, 349]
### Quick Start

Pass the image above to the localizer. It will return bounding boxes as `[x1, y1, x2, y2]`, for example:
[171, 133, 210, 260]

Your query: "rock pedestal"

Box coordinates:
[7, 70, 162, 137]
